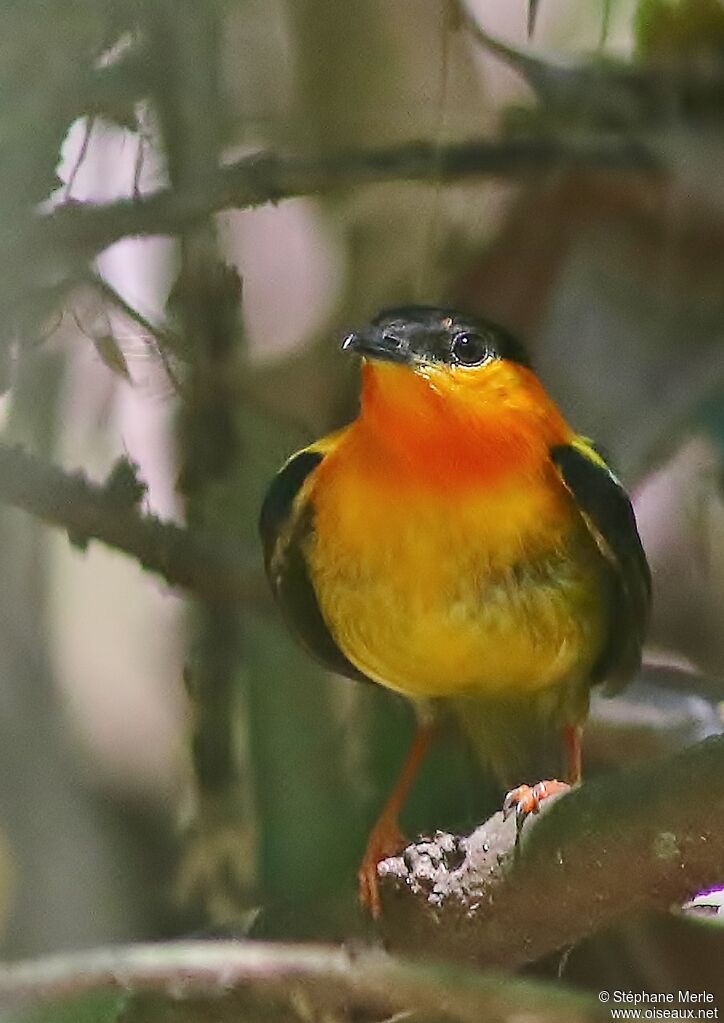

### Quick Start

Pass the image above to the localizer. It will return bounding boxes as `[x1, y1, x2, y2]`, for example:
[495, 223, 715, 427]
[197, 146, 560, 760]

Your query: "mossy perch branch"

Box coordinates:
[377, 734, 724, 968]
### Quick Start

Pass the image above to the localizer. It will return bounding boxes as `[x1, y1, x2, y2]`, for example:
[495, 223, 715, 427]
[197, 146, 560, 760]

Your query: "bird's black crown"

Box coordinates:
[343, 305, 530, 370]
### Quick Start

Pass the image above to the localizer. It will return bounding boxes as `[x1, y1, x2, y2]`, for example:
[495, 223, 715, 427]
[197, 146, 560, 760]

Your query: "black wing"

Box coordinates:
[551, 439, 651, 692]
[259, 445, 367, 683]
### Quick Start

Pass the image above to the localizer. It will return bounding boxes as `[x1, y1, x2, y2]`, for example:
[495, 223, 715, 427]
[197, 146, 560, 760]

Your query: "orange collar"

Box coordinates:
[346, 358, 573, 491]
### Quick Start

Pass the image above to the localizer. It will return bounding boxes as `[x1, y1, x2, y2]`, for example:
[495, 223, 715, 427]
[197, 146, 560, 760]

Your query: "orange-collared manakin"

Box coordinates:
[260, 306, 651, 917]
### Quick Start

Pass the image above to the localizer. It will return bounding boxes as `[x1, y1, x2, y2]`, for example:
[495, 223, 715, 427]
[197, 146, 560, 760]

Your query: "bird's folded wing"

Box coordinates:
[551, 438, 652, 693]
[259, 442, 368, 683]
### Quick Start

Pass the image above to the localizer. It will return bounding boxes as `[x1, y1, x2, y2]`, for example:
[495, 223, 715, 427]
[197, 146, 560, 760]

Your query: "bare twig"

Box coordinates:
[0, 442, 260, 604]
[132, 131, 146, 200]
[0, 940, 604, 1023]
[378, 734, 724, 969]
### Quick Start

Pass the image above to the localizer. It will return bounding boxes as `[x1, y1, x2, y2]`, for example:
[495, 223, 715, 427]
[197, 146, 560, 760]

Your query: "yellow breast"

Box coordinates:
[305, 433, 609, 700]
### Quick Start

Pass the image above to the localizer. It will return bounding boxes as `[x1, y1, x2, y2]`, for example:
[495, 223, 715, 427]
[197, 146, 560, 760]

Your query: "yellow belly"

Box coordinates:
[306, 468, 609, 699]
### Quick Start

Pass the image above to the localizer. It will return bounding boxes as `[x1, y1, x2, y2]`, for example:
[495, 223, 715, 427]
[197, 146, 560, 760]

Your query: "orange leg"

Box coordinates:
[502, 723, 582, 825]
[563, 723, 582, 785]
[358, 722, 434, 918]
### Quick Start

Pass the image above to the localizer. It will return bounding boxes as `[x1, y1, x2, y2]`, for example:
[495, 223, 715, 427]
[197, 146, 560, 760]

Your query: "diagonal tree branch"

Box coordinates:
[37, 135, 660, 262]
[0, 442, 262, 604]
[0, 940, 604, 1023]
[377, 734, 724, 969]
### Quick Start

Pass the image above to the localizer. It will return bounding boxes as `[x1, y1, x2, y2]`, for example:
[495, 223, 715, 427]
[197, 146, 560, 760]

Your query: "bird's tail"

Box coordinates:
[447, 690, 584, 791]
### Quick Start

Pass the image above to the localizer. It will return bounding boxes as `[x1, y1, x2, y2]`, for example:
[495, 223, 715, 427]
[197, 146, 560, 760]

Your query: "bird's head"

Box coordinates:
[342, 306, 536, 425]
[342, 305, 530, 377]
[341, 306, 566, 484]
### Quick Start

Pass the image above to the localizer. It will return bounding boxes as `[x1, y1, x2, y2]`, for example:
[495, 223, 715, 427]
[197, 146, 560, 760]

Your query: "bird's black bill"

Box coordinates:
[341, 327, 411, 364]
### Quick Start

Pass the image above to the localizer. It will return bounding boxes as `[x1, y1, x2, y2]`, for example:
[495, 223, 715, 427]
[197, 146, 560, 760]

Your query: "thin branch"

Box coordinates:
[37, 135, 660, 261]
[0, 442, 261, 604]
[459, 7, 724, 128]
[459, 2, 581, 94]
[377, 734, 724, 969]
[132, 131, 146, 200]
[63, 116, 95, 201]
[87, 271, 184, 394]
[0, 940, 604, 1023]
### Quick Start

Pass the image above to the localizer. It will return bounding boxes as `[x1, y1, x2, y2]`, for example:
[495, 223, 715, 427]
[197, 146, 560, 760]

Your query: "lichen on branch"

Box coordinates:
[377, 734, 724, 968]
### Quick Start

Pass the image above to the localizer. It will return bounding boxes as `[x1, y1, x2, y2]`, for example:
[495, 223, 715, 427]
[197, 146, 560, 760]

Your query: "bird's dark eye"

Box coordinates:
[451, 332, 489, 366]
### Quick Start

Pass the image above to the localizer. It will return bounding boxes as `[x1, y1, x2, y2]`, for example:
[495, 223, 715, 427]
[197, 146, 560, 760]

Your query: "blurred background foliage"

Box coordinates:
[1, 0, 724, 1011]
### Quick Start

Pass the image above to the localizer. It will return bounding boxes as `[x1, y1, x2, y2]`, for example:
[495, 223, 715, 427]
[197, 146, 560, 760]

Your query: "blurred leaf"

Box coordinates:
[4, 990, 127, 1023]
[92, 335, 132, 383]
[635, 0, 724, 59]
[695, 392, 724, 449]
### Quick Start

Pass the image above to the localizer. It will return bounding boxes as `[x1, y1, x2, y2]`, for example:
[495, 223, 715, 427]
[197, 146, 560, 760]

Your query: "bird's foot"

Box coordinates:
[358, 815, 407, 919]
[502, 779, 570, 830]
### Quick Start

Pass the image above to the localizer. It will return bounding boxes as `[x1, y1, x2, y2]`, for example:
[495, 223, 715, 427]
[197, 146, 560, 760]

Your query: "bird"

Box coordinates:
[259, 305, 651, 918]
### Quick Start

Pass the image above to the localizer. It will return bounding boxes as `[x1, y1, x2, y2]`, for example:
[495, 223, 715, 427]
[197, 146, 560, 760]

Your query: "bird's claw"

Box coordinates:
[357, 817, 407, 919]
[503, 779, 570, 831]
